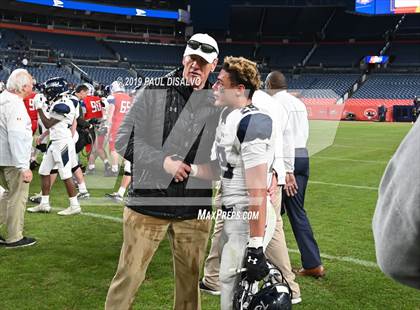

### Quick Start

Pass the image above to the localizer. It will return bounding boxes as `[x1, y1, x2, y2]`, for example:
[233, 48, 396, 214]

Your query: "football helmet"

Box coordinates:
[44, 77, 69, 102]
[110, 80, 125, 94]
[233, 261, 292, 310]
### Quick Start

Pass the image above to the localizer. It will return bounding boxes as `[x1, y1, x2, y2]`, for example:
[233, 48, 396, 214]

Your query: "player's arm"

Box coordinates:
[238, 113, 273, 282]
[106, 96, 115, 127]
[36, 108, 59, 129]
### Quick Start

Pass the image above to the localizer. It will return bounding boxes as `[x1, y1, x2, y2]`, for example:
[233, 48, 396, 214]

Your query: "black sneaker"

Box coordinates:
[5, 237, 37, 249]
[0, 235, 6, 245]
[199, 280, 220, 296]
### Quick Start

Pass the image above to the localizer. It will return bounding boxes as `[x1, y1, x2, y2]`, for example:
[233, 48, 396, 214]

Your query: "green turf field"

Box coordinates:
[1, 121, 419, 309]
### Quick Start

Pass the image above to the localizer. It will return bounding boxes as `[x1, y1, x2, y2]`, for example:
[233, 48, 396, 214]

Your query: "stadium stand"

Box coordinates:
[288, 73, 359, 98]
[326, 10, 400, 40]
[259, 44, 312, 68]
[353, 73, 420, 99]
[107, 41, 183, 65]
[388, 42, 420, 66]
[19, 30, 115, 59]
[307, 43, 385, 67]
[80, 66, 134, 85]
[8, 63, 80, 84]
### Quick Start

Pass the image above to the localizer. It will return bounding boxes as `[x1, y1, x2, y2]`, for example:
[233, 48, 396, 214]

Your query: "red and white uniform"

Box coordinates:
[23, 92, 38, 134]
[82, 95, 104, 153]
[107, 92, 132, 151]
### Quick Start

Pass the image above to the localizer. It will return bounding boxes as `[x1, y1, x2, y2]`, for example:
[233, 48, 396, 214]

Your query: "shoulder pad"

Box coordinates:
[52, 103, 71, 115]
[237, 113, 272, 143]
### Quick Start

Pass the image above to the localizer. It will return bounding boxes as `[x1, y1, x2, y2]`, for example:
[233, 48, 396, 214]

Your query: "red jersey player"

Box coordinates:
[106, 81, 132, 177]
[82, 83, 112, 175]
[23, 91, 38, 134]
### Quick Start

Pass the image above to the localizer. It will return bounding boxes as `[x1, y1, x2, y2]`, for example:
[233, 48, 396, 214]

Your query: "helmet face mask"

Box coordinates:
[233, 261, 292, 310]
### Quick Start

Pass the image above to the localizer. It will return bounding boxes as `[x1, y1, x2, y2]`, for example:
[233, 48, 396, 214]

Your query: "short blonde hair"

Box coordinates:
[222, 56, 261, 98]
[6, 68, 32, 93]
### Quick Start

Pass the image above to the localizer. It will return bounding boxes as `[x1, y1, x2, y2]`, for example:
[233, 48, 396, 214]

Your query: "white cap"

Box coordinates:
[183, 33, 219, 64]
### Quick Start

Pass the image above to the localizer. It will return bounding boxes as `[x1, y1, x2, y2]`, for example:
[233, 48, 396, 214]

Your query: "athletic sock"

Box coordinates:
[78, 182, 87, 193]
[41, 195, 49, 204]
[117, 187, 126, 197]
[88, 164, 95, 170]
[112, 165, 118, 173]
[69, 196, 79, 207]
[104, 159, 109, 165]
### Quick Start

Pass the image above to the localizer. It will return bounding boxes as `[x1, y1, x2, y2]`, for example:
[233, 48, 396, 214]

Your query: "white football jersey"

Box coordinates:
[211, 104, 275, 207]
[48, 94, 77, 141]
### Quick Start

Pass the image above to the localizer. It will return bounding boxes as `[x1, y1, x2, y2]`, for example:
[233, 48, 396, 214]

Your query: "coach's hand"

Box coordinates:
[21, 169, 33, 183]
[163, 156, 191, 183]
[285, 173, 298, 197]
[245, 246, 269, 282]
[33, 93, 47, 110]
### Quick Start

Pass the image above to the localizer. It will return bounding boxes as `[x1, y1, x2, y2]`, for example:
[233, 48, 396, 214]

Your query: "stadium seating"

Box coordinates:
[258, 44, 312, 68]
[353, 73, 420, 99]
[0, 29, 23, 48]
[307, 43, 384, 67]
[8, 63, 80, 84]
[107, 42, 184, 65]
[326, 10, 400, 40]
[80, 66, 134, 85]
[287, 73, 359, 98]
[388, 42, 420, 66]
[19, 31, 114, 59]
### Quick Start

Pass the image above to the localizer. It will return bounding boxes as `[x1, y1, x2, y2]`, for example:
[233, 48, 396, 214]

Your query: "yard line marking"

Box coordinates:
[313, 156, 388, 164]
[49, 208, 379, 269]
[289, 249, 379, 269]
[52, 208, 123, 223]
[309, 180, 378, 191]
[331, 144, 392, 151]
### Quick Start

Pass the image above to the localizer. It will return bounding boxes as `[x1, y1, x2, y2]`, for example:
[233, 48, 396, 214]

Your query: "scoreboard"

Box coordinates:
[356, 0, 420, 15]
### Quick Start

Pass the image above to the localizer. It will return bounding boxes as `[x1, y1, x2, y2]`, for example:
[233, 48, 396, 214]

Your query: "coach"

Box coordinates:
[105, 33, 220, 310]
[0, 69, 36, 248]
[266, 71, 325, 278]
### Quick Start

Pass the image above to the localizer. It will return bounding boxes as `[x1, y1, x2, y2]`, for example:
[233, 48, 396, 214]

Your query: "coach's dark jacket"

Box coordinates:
[115, 68, 220, 219]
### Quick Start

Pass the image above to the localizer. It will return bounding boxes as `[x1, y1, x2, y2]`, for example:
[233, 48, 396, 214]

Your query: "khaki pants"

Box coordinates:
[0, 166, 29, 243]
[202, 186, 301, 298]
[105, 207, 212, 310]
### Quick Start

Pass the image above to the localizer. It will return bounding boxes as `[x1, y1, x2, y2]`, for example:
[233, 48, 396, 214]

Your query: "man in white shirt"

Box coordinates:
[265, 71, 325, 278]
[0, 68, 36, 248]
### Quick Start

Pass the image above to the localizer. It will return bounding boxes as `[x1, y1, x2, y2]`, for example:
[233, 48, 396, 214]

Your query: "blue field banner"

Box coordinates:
[16, 0, 179, 20]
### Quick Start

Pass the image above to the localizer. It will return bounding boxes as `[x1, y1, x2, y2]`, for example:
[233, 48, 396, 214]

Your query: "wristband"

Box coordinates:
[190, 164, 198, 177]
[248, 236, 264, 248]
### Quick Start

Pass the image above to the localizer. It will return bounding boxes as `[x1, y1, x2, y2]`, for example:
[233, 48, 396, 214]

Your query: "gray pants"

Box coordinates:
[219, 201, 276, 310]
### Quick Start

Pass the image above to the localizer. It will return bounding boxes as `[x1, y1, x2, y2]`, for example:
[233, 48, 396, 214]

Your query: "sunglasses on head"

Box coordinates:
[187, 40, 217, 54]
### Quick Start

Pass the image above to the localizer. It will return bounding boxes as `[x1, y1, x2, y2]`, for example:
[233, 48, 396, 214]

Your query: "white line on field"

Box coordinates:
[313, 156, 388, 164]
[49, 208, 379, 269]
[288, 249, 378, 269]
[309, 181, 378, 191]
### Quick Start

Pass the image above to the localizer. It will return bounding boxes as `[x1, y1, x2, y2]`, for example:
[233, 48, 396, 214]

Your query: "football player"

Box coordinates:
[188, 57, 277, 309]
[27, 77, 81, 216]
[105, 81, 132, 177]
[83, 83, 111, 175]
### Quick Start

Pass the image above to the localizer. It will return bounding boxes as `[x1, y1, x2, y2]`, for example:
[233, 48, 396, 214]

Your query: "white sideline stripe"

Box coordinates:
[309, 180, 378, 191]
[50, 208, 379, 269]
[289, 249, 379, 269]
[313, 156, 388, 164]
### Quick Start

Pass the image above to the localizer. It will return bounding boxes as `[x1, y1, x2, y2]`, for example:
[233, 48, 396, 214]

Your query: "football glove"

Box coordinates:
[33, 93, 47, 110]
[245, 246, 269, 282]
